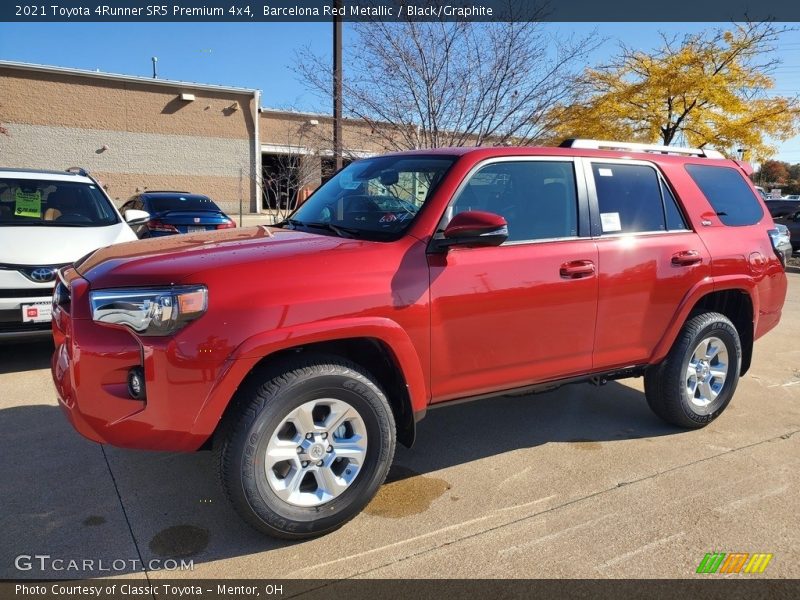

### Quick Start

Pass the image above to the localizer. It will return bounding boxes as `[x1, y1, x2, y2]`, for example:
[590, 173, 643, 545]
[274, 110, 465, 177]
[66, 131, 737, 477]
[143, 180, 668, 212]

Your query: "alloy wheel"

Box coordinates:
[264, 398, 368, 507]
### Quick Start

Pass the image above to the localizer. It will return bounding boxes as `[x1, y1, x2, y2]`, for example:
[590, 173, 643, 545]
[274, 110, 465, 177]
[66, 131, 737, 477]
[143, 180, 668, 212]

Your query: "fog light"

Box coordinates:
[127, 367, 146, 400]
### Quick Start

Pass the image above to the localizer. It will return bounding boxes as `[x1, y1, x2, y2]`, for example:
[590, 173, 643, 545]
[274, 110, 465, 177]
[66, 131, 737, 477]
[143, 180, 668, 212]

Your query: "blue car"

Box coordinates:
[119, 191, 236, 238]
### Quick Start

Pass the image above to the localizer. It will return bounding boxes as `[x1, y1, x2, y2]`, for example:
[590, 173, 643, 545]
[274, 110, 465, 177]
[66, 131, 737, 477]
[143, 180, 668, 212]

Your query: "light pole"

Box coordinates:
[333, 0, 343, 171]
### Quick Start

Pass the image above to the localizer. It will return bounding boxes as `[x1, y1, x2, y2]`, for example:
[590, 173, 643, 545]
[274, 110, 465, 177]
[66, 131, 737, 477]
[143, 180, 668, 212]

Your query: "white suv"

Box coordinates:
[0, 167, 147, 339]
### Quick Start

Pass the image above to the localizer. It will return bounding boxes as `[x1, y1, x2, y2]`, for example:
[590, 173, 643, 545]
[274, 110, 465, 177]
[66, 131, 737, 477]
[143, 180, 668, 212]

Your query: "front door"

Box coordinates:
[427, 158, 598, 403]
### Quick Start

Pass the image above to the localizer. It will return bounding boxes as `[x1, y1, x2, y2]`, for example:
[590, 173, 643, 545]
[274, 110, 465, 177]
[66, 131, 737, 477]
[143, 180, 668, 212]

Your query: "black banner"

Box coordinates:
[3, 0, 800, 22]
[3, 579, 800, 600]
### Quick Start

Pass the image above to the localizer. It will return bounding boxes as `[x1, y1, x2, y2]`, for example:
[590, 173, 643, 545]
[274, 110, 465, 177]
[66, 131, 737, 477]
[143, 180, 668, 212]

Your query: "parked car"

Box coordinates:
[119, 191, 236, 237]
[52, 140, 787, 539]
[782, 194, 800, 200]
[773, 212, 799, 253]
[0, 167, 143, 339]
[765, 198, 800, 218]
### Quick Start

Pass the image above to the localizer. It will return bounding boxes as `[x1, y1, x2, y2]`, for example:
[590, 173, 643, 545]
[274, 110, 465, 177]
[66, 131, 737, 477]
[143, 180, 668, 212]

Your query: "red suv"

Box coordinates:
[51, 140, 788, 539]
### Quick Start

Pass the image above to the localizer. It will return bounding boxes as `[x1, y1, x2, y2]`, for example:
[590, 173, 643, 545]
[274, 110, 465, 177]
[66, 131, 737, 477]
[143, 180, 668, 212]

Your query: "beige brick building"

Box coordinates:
[0, 60, 392, 215]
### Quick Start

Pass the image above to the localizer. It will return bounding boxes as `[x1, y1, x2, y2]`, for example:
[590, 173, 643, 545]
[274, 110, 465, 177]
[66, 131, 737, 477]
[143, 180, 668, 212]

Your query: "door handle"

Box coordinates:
[671, 250, 702, 266]
[560, 260, 595, 279]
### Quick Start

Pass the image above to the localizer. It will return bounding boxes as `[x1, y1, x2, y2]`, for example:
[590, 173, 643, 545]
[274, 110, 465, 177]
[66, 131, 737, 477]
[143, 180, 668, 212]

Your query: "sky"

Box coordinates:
[1, 21, 799, 162]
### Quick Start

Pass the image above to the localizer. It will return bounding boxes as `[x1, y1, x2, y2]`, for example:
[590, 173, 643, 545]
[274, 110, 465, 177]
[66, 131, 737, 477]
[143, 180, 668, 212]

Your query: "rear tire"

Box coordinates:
[215, 355, 396, 539]
[645, 312, 741, 428]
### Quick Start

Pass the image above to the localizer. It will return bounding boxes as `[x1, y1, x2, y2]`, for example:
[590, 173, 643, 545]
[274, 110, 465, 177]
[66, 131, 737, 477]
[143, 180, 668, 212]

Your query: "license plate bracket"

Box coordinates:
[21, 302, 52, 323]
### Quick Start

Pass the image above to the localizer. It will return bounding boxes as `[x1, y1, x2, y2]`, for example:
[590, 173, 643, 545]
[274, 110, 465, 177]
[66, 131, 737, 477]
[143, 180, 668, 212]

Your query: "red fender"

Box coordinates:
[190, 317, 429, 440]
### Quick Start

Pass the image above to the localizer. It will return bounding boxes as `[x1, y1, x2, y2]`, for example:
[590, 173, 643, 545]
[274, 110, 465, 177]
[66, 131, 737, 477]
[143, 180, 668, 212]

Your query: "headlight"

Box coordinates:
[89, 286, 207, 336]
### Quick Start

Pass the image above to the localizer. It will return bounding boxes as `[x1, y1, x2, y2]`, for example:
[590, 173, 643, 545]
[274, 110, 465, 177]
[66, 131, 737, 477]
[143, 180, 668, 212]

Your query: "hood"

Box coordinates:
[0, 223, 136, 266]
[77, 225, 369, 288]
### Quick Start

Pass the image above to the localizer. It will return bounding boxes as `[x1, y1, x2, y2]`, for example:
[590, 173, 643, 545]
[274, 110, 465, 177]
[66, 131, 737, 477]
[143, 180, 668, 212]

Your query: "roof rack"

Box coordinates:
[559, 139, 725, 159]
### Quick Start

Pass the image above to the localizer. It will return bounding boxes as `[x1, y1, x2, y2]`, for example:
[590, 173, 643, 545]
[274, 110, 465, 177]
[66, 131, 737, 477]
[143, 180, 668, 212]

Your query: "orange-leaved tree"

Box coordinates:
[546, 23, 800, 161]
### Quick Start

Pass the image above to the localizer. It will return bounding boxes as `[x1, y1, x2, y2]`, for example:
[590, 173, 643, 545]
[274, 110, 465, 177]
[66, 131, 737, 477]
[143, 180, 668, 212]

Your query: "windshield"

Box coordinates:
[0, 178, 119, 227]
[288, 155, 456, 238]
[148, 195, 222, 213]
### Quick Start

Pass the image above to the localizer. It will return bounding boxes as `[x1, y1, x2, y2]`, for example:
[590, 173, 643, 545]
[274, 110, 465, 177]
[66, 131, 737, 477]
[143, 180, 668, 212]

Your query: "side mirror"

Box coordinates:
[432, 210, 508, 252]
[124, 209, 150, 225]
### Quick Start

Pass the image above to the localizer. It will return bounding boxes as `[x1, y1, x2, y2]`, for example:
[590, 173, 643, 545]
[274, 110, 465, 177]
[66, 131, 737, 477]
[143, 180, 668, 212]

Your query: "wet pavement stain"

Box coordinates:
[365, 464, 451, 518]
[567, 438, 602, 450]
[149, 525, 209, 558]
[82, 515, 106, 526]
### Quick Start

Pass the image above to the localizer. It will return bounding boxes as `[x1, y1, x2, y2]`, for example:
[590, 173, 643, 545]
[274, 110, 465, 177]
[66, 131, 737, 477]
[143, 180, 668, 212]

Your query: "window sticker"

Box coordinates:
[14, 189, 42, 218]
[600, 212, 622, 232]
[598, 168, 614, 177]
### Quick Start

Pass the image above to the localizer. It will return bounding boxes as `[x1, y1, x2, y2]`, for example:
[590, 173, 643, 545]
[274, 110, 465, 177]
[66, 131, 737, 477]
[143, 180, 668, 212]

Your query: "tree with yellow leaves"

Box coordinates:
[547, 23, 800, 161]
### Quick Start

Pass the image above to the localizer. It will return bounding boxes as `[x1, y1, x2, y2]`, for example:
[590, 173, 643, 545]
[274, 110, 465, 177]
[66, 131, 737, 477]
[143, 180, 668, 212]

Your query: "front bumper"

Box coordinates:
[0, 271, 56, 337]
[51, 271, 248, 452]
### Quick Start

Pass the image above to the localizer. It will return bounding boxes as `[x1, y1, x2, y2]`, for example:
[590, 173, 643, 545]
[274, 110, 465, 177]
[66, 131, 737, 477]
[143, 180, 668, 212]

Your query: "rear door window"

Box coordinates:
[592, 163, 666, 234]
[662, 180, 688, 230]
[685, 164, 764, 226]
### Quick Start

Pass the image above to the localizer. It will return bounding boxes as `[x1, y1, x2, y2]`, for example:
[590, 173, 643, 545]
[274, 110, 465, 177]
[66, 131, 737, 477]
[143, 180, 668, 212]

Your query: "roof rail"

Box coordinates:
[65, 166, 89, 176]
[559, 139, 725, 159]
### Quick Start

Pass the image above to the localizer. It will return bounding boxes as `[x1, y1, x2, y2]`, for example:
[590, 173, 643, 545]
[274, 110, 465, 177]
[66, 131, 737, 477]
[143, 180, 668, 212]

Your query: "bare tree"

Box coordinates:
[261, 122, 329, 224]
[297, 17, 599, 150]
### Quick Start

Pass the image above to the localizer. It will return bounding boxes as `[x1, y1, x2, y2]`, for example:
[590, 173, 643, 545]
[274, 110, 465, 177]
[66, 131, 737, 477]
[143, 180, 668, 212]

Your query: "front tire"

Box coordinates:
[645, 312, 741, 428]
[215, 355, 396, 539]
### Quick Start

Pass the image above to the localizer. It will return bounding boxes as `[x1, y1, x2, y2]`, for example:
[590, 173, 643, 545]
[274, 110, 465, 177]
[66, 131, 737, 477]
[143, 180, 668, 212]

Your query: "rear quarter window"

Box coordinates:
[685, 164, 764, 226]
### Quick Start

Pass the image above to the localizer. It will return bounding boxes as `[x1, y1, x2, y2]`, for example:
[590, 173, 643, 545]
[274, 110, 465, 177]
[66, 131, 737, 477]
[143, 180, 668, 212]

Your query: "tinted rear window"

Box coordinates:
[685, 164, 763, 226]
[147, 195, 221, 212]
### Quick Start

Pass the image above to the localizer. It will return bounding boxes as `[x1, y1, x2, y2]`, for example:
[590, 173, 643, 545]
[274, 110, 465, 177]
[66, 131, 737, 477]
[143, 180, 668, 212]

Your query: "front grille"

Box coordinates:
[0, 263, 68, 284]
[0, 321, 51, 333]
[0, 288, 54, 298]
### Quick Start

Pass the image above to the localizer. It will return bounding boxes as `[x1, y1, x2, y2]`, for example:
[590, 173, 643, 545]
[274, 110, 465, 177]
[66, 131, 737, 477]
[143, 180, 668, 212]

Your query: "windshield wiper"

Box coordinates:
[284, 218, 360, 238]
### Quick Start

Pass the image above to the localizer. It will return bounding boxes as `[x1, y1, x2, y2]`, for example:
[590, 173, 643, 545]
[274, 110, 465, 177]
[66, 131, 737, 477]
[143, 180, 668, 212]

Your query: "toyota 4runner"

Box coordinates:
[51, 140, 788, 539]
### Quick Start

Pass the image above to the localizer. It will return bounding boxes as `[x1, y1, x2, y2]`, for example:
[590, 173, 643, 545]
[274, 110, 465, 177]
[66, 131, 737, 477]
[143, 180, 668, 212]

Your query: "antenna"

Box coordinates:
[152, 56, 158, 79]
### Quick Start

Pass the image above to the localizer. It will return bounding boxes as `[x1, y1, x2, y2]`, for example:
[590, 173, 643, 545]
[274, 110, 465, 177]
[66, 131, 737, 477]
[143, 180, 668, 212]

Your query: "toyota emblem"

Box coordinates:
[27, 267, 57, 283]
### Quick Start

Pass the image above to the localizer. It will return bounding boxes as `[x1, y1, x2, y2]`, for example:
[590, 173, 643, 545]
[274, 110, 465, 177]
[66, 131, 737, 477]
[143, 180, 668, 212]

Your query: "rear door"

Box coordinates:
[586, 159, 711, 369]
[427, 157, 598, 402]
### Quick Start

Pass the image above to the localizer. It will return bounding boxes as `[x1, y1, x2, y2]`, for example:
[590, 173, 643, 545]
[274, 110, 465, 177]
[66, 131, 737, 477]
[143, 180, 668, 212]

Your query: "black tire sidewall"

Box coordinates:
[237, 367, 394, 538]
[674, 317, 741, 425]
